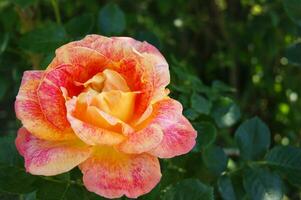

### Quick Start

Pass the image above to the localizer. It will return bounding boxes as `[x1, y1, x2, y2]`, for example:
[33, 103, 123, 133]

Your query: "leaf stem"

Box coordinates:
[51, 0, 61, 25]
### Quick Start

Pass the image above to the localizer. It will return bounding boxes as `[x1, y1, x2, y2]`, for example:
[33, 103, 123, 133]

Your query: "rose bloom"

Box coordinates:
[15, 35, 197, 199]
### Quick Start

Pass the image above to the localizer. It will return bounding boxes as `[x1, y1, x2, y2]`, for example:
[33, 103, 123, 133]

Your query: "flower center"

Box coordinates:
[74, 69, 136, 130]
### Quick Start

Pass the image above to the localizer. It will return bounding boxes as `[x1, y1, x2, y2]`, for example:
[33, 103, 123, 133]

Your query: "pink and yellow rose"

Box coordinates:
[15, 35, 197, 199]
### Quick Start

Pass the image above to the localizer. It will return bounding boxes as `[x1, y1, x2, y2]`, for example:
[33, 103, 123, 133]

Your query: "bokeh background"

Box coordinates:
[1, 0, 301, 199]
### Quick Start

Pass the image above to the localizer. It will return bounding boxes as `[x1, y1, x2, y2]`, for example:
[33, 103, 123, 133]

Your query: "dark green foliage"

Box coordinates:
[218, 175, 237, 200]
[202, 145, 228, 176]
[192, 122, 217, 152]
[243, 167, 283, 200]
[265, 146, 301, 186]
[162, 179, 214, 200]
[98, 3, 126, 35]
[235, 117, 271, 160]
[19, 23, 67, 53]
[1, 0, 301, 199]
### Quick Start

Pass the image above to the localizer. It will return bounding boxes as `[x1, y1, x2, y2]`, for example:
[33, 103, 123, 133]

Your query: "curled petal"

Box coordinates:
[38, 64, 90, 130]
[15, 127, 92, 176]
[80, 146, 161, 199]
[15, 71, 75, 141]
[66, 97, 125, 145]
[48, 46, 110, 72]
[147, 99, 197, 158]
[117, 124, 163, 154]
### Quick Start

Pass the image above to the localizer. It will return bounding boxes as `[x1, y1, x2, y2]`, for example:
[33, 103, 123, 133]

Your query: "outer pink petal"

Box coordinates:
[15, 71, 75, 141]
[66, 97, 125, 145]
[48, 45, 110, 72]
[117, 124, 163, 154]
[147, 99, 197, 158]
[15, 127, 92, 176]
[79, 147, 161, 199]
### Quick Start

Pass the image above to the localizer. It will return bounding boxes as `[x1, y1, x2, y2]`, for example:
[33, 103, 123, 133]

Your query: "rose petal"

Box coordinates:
[66, 97, 125, 145]
[117, 124, 163, 154]
[15, 71, 75, 141]
[80, 146, 161, 199]
[37, 64, 91, 130]
[48, 45, 110, 73]
[48, 35, 169, 121]
[147, 99, 197, 158]
[15, 127, 92, 176]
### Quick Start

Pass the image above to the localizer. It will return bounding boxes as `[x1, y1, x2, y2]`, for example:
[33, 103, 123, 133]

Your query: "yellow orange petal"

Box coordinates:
[79, 146, 161, 199]
[102, 69, 130, 92]
[15, 71, 75, 141]
[66, 97, 125, 145]
[72, 91, 134, 135]
[91, 90, 136, 123]
[15, 127, 92, 176]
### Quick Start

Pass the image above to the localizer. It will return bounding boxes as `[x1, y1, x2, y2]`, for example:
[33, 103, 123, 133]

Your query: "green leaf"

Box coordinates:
[0, 193, 18, 200]
[0, 76, 9, 101]
[12, 0, 38, 8]
[139, 183, 161, 200]
[212, 80, 235, 93]
[235, 117, 271, 160]
[98, 3, 126, 35]
[0, 133, 20, 165]
[243, 167, 283, 200]
[162, 179, 214, 200]
[192, 122, 217, 152]
[202, 145, 228, 175]
[265, 146, 301, 186]
[23, 192, 36, 200]
[36, 180, 68, 200]
[64, 185, 85, 200]
[191, 93, 212, 115]
[19, 23, 67, 53]
[211, 97, 240, 128]
[40, 53, 55, 69]
[65, 14, 94, 38]
[218, 175, 237, 200]
[0, 166, 39, 194]
[0, 32, 9, 55]
[183, 108, 199, 120]
[135, 31, 161, 49]
[283, 0, 301, 26]
[285, 42, 301, 66]
[83, 190, 107, 200]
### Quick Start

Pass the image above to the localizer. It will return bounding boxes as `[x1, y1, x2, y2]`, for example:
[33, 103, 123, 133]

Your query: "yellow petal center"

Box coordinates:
[75, 69, 136, 130]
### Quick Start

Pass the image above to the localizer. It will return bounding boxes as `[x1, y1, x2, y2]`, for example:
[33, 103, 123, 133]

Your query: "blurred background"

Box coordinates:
[1, 0, 301, 199]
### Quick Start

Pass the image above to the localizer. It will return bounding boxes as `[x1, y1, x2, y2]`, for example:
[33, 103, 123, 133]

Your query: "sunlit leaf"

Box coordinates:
[265, 146, 301, 186]
[243, 167, 283, 200]
[212, 97, 240, 128]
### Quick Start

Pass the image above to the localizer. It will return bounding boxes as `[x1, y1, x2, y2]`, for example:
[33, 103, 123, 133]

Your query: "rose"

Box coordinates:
[15, 35, 197, 199]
